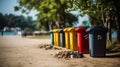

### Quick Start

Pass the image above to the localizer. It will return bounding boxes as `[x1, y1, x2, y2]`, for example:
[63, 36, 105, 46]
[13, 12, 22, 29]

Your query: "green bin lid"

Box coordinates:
[49, 30, 53, 33]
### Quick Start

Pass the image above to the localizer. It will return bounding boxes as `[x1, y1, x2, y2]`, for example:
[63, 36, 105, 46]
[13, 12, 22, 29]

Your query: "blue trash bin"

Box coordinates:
[49, 30, 54, 45]
[59, 29, 65, 47]
[86, 27, 108, 57]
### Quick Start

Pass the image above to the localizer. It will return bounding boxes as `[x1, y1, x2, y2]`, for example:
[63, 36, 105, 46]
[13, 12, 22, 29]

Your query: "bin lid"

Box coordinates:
[86, 27, 108, 33]
[53, 29, 59, 32]
[67, 27, 75, 32]
[75, 26, 89, 32]
[59, 29, 64, 32]
[49, 30, 53, 33]
[63, 28, 69, 32]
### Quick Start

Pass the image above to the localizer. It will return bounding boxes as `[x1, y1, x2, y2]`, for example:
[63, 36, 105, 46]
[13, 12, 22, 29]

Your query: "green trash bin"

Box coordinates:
[59, 29, 65, 47]
[86, 27, 108, 57]
[49, 30, 54, 45]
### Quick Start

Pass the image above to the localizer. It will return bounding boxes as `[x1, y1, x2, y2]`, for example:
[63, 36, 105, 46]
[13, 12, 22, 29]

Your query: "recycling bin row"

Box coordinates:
[49, 26, 108, 57]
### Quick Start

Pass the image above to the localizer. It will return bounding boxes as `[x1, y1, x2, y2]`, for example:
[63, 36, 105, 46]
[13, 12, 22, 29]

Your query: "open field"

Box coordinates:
[0, 36, 120, 67]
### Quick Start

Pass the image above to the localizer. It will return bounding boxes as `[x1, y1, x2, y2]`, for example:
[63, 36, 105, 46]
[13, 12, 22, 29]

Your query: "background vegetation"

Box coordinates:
[14, 0, 120, 44]
[0, 13, 35, 31]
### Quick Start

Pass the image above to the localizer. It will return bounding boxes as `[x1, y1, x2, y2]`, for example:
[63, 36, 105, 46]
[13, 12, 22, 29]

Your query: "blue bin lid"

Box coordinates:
[86, 27, 108, 33]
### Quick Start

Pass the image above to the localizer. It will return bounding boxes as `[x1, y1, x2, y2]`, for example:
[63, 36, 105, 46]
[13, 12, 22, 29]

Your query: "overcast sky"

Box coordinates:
[0, 0, 37, 20]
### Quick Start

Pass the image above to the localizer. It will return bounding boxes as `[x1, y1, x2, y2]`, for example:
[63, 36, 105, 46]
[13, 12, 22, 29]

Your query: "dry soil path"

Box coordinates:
[0, 36, 120, 67]
[0, 36, 68, 67]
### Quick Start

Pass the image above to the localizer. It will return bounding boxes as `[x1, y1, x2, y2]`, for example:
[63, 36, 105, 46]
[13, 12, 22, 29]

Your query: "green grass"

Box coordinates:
[106, 38, 120, 51]
[27, 35, 50, 39]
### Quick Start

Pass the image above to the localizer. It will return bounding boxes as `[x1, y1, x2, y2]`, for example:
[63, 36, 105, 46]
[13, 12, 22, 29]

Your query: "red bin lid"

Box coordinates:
[75, 26, 89, 32]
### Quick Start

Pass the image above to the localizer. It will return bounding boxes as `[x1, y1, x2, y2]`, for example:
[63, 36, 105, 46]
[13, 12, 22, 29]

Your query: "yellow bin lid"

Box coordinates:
[63, 28, 70, 32]
[67, 27, 75, 31]
[53, 29, 59, 32]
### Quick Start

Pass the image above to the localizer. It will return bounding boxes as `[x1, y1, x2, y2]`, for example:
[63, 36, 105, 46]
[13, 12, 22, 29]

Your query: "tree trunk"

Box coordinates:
[108, 18, 112, 43]
[55, 20, 60, 28]
[116, 16, 120, 43]
[60, 3, 66, 28]
[103, 16, 112, 45]
[49, 21, 53, 30]
[114, 0, 120, 43]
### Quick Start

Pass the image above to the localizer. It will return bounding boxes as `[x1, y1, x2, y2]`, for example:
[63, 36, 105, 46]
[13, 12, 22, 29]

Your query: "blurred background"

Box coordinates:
[0, 0, 120, 50]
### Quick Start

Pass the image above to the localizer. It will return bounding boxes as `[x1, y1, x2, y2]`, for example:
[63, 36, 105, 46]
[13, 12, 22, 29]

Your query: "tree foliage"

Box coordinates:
[15, 0, 78, 29]
[0, 13, 35, 30]
[71, 0, 120, 43]
[15, 0, 120, 43]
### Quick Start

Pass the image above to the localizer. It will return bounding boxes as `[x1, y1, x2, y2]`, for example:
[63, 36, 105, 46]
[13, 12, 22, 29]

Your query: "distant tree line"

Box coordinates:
[0, 13, 35, 31]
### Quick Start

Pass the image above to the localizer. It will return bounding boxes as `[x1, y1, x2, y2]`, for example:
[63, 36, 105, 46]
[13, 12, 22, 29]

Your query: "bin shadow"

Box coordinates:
[91, 50, 120, 58]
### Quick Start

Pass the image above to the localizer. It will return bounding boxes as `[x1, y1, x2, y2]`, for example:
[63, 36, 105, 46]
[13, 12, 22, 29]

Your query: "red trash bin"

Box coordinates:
[75, 26, 89, 54]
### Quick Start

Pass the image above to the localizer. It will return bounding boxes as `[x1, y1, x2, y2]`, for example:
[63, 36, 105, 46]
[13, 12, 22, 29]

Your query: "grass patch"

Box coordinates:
[106, 38, 117, 49]
[27, 35, 50, 39]
[106, 38, 120, 52]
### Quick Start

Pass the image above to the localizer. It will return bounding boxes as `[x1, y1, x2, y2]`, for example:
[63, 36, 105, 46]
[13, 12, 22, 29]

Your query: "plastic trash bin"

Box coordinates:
[53, 29, 56, 45]
[53, 29, 60, 46]
[86, 27, 108, 57]
[75, 26, 89, 54]
[63, 28, 70, 49]
[49, 30, 54, 45]
[68, 27, 77, 51]
[59, 29, 65, 47]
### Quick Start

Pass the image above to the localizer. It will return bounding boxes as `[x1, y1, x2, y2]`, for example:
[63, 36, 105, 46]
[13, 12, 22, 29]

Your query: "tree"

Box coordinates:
[0, 13, 7, 30]
[114, 0, 120, 43]
[71, 0, 120, 44]
[0, 13, 35, 30]
[15, 0, 78, 29]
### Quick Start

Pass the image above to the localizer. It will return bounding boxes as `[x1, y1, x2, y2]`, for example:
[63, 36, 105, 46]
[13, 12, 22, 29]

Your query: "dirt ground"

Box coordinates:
[0, 36, 120, 67]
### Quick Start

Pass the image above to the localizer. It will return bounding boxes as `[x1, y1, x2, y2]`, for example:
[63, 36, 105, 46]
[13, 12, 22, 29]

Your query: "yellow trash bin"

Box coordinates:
[53, 29, 56, 46]
[63, 28, 70, 49]
[53, 29, 60, 46]
[68, 27, 77, 51]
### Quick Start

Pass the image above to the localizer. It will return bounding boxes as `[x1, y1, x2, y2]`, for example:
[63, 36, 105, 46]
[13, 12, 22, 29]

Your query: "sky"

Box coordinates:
[70, 10, 89, 26]
[0, 0, 37, 20]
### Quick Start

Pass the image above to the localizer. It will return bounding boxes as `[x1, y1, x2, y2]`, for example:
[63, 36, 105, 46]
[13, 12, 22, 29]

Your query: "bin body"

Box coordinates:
[49, 30, 54, 45]
[63, 28, 70, 49]
[68, 27, 77, 51]
[86, 27, 108, 57]
[53, 29, 60, 46]
[75, 26, 89, 54]
[53, 30, 56, 45]
[59, 29, 65, 47]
